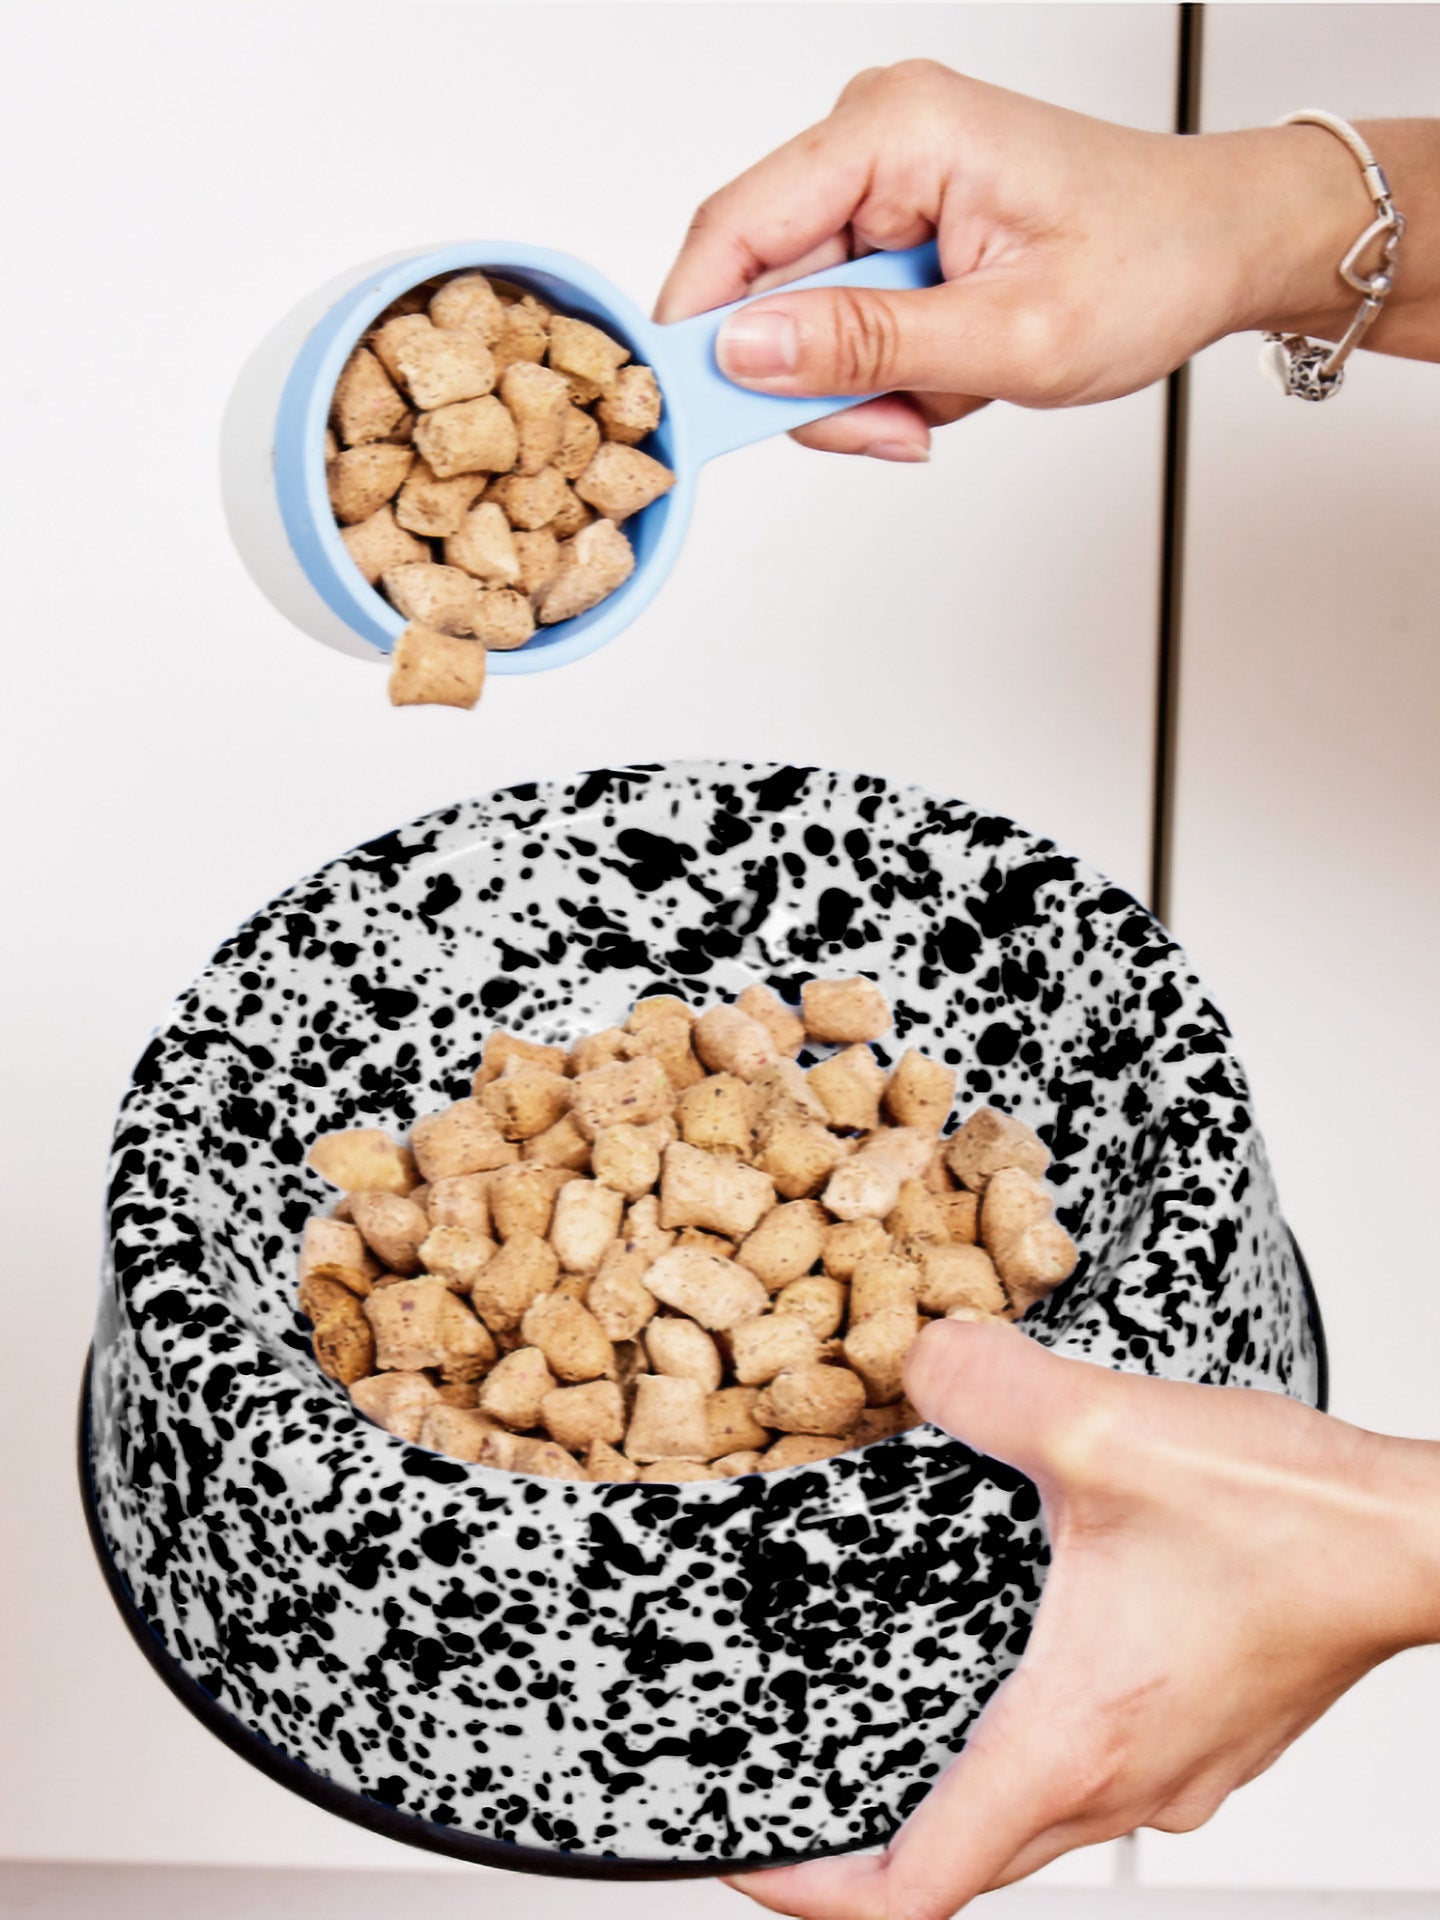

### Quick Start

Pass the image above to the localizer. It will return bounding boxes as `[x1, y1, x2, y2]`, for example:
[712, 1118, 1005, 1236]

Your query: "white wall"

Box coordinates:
[1140, 2, 1440, 1894]
[0, 0, 1171, 1880]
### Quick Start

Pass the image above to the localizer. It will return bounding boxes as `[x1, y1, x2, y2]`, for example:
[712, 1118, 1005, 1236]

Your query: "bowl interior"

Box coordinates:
[116, 762, 1317, 1459]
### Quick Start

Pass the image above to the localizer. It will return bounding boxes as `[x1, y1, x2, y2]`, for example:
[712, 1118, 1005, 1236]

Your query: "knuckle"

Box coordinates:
[884, 56, 953, 90]
[1148, 1784, 1227, 1835]
[823, 287, 902, 390]
[1005, 304, 1086, 408]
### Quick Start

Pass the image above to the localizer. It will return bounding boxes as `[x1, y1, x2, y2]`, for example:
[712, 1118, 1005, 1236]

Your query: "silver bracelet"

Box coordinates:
[1260, 109, 1405, 402]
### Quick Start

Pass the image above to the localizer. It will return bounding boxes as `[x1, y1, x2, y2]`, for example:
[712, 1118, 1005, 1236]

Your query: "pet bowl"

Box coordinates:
[80, 763, 1323, 1877]
[220, 240, 940, 668]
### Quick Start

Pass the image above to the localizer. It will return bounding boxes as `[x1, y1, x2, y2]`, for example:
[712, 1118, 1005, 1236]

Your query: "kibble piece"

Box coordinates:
[730, 1312, 823, 1385]
[547, 486, 594, 540]
[801, 977, 892, 1044]
[676, 1072, 753, 1157]
[642, 1246, 768, 1332]
[387, 621, 487, 709]
[852, 1399, 923, 1446]
[750, 1058, 830, 1125]
[488, 466, 573, 532]
[568, 1027, 628, 1074]
[501, 361, 572, 474]
[948, 1107, 1051, 1194]
[548, 314, 630, 395]
[587, 1436, 640, 1482]
[328, 443, 415, 524]
[550, 1178, 625, 1275]
[922, 1147, 955, 1193]
[637, 1459, 722, 1483]
[843, 1303, 920, 1406]
[521, 1292, 614, 1383]
[410, 1100, 516, 1181]
[425, 1172, 492, 1236]
[737, 1199, 828, 1291]
[312, 1294, 375, 1385]
[692, 1005, 777, 1083]
[480, 1066, 572, 1141]
[849, 1250, 921, 1322]
[382, 562, 480, 636]
[350, 1370, 439, 1442]
[342, 504, 429, 585]
[489, 1163, 568, 1240]
[474, 1028, 567, 1087]
[478, 1344, 556, 1428]
[299, 1216, 380, 1297]
[490, 294, 551, 376]
[736, 984, 805, 1057]
[480, 1431, 587, 1479]
[534, 519, 634, 623]
[625, 1374, 709, 1462]
[429, 272, 504, 343]
[622, 1023, 706, 1092]
[808, 1044, 887, 1132]
[591, 1124, 663, 1201]
[713, 1449, 763, 1477]
[471, 588, 536, 651]
[512, 527, 560, 598]
[570, 1056, 672, 1137]
[773, 1273, 848, 1340]
[763, 1434, 846, 1471]
[822, 1217, 889, 1279]
[436, 1381, 480, 1408]
[365, 1277, 496, 1379]
[394, 458, 490, 539]
[332, 346, 408, 445]
[301, 1269, 365, 1329]
[754, 1364, 866, 1437]
[624, 1193, 674, 1262]
[704, 1385, 770, 1457]
[596, 364, 662, 445]
[554, 403, 601, 480]
[471, 1228, 558, 1330]
[917, 1242, 1007, 1316]
[418, 1223, 496, 1293]
[645, 1316, 723, 1392]
[823, 1127, 932, 1221]
[418, 1403, 503, 1461]
[541, 1378, 625, 1451]
[414, 395, 519, 479]
[936, 1190, 980, 1244]
[886, 1178, 951, 1252]
[588, 1242, 658, 1341]
[660, 1142, 775, 1239]
[373, 314, 496, 410]
[522, 1113, 593, 1172]
[981, 1166, 1078, 1312]
[308, 1128, 417, 1196]
[349, 1191, 429, 1276]
[753, 1113, 845, 1200]
[885, 1049, 958, 1131]
[444, 500, 521, 585]
[574, 442, 676, 520]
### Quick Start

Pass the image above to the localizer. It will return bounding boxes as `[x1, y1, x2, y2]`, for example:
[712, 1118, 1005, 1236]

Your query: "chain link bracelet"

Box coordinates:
[1260, 110, 1405, 401]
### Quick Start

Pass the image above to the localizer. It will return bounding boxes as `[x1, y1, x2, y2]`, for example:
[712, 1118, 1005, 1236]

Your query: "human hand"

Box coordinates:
[656, 63, 1389, 459]
[726, 1318, 1440, 1919]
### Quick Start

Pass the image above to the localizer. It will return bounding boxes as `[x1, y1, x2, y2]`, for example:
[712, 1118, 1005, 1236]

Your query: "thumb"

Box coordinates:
[714, 277, 1033, 401]
[905, 1317, 1119, 1494]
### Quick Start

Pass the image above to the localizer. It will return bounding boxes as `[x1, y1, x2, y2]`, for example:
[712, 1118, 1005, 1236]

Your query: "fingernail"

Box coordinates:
[865, 439, 930, 463]
[717, 309, 798, 379]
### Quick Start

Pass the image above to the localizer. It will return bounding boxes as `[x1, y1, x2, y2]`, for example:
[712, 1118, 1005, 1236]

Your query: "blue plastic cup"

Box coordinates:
[222, 240, 941, 671]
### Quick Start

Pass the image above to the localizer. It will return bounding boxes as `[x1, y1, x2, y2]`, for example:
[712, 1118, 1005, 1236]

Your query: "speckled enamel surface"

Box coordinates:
[87, 763, 1318, 1869]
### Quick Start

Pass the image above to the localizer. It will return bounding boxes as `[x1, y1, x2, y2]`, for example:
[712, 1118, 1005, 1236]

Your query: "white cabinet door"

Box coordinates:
[0, 0, 1174, 1872]
[1139, 2, 1440, 1892]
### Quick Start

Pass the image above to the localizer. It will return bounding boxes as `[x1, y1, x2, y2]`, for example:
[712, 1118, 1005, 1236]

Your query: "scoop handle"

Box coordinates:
[647, 240, 942, 467]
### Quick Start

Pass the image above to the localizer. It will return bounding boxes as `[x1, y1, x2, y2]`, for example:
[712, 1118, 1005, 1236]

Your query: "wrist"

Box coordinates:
[1203, 124, 1375, 341]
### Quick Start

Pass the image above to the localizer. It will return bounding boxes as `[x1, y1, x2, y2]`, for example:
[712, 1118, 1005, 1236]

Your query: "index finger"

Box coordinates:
[653, 114, 873, 323]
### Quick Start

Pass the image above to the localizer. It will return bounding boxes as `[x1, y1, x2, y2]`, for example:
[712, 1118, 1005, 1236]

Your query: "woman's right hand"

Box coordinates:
[656, 63, 1416, 460]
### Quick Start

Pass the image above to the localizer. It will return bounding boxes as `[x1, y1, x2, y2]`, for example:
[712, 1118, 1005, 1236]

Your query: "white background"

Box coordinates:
[0, 0, 1434, 1907]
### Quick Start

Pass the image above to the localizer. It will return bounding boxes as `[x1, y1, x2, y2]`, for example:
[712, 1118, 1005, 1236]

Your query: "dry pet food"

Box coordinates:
[326, 272, 675, 711]
[299, 977, 1078, 1481]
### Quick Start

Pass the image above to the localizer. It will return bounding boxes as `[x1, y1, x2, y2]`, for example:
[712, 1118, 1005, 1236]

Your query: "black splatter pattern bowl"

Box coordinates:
[81, 763, 1321, 1877]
